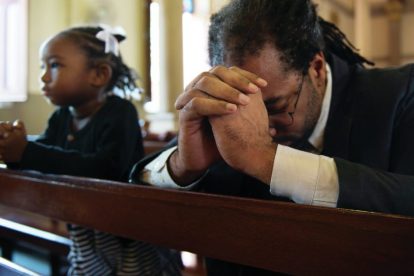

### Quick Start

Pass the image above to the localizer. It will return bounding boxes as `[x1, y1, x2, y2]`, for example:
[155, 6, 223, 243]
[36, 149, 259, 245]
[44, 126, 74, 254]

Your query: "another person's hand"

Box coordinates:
[170, 66, 267, 185]
[209, 90, 277, 185]
[0, 121, 13, 139]
[0, 120, 28, 163]
[0, 121, 14, 162]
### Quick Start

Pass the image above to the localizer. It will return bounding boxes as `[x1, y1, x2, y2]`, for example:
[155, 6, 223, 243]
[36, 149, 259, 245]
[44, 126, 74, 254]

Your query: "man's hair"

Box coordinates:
[208, 0, 373, 73]
[57, 26, 139, 97]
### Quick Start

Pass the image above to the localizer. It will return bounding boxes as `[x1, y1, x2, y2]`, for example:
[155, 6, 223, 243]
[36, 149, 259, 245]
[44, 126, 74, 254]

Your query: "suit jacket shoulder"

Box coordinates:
[331, 61, 414, 215]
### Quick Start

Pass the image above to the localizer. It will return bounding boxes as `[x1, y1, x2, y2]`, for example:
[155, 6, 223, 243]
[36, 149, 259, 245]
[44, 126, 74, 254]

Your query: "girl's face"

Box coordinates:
[39, 36, 98, 107]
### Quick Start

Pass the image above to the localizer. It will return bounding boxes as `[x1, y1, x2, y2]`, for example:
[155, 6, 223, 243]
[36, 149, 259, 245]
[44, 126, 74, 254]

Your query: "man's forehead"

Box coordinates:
[225, 43, 289, 74]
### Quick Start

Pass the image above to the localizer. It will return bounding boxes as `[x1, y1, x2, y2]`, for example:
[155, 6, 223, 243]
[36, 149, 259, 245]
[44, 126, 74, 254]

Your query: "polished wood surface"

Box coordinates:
[0, 168, 413, 274]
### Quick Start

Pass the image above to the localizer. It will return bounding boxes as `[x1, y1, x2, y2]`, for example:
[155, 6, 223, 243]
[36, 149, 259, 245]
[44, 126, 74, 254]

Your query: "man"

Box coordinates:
[131, 0, 414, 273]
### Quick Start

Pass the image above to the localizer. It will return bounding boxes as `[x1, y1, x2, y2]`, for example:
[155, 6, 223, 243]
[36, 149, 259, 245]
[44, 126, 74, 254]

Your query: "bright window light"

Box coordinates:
[0, 0, 28, 103]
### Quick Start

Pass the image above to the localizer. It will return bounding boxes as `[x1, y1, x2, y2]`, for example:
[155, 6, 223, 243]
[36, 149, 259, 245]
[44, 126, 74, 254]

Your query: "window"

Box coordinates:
[145, 0, 210, 113]
[0, 0, 28, 102]
[145, 1, 160, 113]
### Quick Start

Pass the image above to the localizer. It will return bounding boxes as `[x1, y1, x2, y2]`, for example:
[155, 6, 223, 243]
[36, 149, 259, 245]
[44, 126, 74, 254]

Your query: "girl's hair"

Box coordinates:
[57, 26, 140, 98]
[208, 0, 374, 73]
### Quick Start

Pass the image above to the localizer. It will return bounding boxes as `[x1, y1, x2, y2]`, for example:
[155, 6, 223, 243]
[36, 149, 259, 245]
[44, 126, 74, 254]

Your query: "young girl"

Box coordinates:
[0, 26, 181, 275]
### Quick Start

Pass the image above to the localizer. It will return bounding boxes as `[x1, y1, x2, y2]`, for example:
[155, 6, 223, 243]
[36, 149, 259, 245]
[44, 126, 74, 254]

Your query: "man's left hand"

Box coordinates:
[209, 90, 277, 184]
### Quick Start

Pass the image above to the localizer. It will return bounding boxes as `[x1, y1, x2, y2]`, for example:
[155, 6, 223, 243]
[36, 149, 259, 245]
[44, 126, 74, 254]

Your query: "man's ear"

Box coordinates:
[90, 63, 112, 88]
[307, 52, 326, 91]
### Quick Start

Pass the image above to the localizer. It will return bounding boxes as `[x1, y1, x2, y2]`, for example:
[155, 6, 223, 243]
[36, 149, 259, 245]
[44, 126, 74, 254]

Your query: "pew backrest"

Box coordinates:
[0, 168, 413, 275]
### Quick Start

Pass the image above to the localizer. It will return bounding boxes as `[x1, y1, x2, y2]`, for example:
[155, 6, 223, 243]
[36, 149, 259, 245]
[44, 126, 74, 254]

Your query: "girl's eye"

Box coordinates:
[50, 62, 60, 69]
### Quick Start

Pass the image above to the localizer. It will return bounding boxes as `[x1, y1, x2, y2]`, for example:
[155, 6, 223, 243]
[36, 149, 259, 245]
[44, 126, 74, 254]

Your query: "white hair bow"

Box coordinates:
[95, 25, 126, 57]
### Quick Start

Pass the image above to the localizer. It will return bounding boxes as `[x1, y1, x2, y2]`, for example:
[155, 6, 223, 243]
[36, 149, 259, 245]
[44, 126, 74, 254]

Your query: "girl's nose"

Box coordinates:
[40, 70, 50, 83]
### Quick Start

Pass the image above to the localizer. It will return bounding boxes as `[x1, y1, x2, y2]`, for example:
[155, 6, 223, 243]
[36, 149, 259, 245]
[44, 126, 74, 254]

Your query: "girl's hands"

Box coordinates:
[0, 120, 28, 163]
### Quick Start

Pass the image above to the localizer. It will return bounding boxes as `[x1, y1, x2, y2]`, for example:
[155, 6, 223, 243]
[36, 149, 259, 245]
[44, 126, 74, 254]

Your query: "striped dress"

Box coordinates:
[67, 224, 182, 275]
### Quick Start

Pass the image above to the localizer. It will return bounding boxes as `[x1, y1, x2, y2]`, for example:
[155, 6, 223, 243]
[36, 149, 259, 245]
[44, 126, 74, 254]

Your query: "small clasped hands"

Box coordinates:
[170, 66, 277, 185]
[0, 120, 28, 163]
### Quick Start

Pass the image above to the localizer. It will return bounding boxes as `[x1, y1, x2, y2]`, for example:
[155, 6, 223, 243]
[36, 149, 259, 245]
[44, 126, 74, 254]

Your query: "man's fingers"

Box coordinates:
[209, 65, 262, 95]
[228, 66, 268, 87]
[180, 97, 237, 120]
[177, 65, 267, 111]
[176, 77, 250, 110]
[196, 74, 251, 104]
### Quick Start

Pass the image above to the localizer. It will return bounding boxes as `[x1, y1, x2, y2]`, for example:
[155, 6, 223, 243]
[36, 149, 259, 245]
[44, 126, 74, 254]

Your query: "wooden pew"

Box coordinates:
[0, 208, 71, 275]
[0, 168, 413, 275]
[143, 140, 169, 155]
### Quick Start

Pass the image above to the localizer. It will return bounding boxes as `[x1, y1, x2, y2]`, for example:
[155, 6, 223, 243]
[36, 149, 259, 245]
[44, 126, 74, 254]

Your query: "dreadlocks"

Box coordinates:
[319, 17, 374, 67]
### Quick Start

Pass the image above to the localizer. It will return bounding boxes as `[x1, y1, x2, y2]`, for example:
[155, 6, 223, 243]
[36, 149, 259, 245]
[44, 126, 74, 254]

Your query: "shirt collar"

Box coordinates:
[308, 64, 332, 152]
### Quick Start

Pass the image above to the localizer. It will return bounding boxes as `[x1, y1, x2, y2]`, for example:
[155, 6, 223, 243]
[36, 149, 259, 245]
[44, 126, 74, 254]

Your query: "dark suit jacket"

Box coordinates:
[130, 54, 414, 217]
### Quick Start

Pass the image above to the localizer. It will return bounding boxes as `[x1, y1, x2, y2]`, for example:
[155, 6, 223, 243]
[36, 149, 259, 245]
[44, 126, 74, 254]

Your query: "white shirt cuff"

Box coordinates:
[270, 145, 339, 207]
[140, 146, 202, 190]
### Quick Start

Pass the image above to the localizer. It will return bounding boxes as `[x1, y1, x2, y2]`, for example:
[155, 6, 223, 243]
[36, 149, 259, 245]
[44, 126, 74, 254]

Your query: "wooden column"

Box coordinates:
[147, 0, 183, 132]
[385, 0, 403, 66]
[159, 0, 183, 113]
[355, 0, 372, 59]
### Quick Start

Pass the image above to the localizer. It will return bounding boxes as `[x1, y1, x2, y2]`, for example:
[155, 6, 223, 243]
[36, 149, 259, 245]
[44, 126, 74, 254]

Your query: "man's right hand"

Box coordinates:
[168, 66, 267, 185]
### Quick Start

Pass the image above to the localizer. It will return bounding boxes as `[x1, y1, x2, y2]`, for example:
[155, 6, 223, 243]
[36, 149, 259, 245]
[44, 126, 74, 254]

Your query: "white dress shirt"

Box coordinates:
[270, 64, 339, 207]
[141, 65, 339, 207]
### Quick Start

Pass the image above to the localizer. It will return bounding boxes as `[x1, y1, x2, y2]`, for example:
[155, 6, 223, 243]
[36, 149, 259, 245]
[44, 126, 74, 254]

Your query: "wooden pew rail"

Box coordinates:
[0, 168, 413, 275]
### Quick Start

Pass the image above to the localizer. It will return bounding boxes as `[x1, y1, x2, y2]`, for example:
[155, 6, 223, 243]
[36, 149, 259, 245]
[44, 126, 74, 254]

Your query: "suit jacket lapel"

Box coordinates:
[322, 54, 358, 159]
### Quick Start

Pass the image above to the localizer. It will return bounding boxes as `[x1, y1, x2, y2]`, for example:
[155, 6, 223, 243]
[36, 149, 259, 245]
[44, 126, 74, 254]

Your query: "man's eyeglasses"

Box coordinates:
[266, 74, 305, 127]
